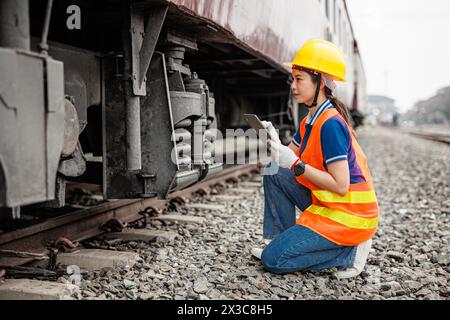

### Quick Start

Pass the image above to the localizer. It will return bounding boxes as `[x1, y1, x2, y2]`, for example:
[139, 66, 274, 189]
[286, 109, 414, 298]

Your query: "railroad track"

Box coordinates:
[401, 128, 450, 145]
[0, 163, 263, 276]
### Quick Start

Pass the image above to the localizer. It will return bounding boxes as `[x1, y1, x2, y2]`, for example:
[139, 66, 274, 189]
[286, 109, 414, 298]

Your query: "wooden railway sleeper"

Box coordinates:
[0, 265, 57, 279]
[0, 249, 48, 260]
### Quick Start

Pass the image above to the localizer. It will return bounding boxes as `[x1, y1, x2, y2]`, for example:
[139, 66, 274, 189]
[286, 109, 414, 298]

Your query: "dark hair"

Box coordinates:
[324, 87, 353, 128]
[308, 73, 356, 136]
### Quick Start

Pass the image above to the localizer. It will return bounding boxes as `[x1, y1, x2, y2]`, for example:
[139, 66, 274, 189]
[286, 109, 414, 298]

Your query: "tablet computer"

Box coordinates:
[243, 114, 267, 137]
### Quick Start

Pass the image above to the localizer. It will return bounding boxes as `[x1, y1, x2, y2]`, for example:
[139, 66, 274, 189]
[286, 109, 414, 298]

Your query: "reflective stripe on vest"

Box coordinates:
[312, 190, 377, 204]
[306, 205, 378, 229]
[295, 108, 379, 246]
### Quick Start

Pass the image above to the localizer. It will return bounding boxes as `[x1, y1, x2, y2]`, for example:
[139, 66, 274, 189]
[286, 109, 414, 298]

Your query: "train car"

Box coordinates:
[0, 0, 366, 216]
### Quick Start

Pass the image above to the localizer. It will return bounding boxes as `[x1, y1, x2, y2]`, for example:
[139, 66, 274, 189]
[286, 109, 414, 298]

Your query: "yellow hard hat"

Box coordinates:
[285, 39, 347, 82]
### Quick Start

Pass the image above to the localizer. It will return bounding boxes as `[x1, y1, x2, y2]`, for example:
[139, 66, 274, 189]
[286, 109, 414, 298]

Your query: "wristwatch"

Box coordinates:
[293, 160, 306, 177]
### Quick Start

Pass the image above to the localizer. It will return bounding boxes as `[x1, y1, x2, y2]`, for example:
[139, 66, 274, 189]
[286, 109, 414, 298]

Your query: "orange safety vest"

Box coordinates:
[295, 108, 379, 246]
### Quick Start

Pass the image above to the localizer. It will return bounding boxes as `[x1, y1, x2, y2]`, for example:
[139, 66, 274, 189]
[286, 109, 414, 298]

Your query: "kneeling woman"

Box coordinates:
[254, 39, 379, 279]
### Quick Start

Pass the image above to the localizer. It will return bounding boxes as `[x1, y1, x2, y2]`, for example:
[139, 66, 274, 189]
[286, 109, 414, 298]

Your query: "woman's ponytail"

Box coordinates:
[325, 87, 357, 137]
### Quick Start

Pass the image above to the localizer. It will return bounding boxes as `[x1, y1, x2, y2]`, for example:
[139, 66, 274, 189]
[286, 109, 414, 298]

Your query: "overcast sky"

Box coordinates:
[346, 0, 450, 112]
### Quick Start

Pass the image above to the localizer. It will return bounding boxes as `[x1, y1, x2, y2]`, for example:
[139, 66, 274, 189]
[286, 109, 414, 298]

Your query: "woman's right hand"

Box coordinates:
[261, 121, 281, 144]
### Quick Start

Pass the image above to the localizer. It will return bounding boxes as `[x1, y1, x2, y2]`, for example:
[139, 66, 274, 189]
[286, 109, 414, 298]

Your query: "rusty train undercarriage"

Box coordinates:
[0, 0, 296, 217]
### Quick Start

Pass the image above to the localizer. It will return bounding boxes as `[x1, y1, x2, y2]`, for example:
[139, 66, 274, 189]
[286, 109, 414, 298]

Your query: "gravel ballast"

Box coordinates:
[57, 127, 449, 300]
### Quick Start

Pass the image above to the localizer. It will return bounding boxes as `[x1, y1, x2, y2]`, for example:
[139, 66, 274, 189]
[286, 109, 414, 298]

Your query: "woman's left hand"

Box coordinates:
[268, 140, 299, 169]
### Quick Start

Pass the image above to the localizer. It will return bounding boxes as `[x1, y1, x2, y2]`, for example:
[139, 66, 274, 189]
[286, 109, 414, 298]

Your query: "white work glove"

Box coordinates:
[261, 121, 299, 169]
[261, 121, 281, 144]
[268, 140, 299, 169]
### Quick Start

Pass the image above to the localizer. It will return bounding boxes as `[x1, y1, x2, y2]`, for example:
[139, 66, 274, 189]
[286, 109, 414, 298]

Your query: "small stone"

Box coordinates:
[421, 246, 433, 253]
[404, 280, 422, 290]
[159, 264, 172, 272]
[394, 290, 407, 297]
[217, 246, 228, 254]
[193, 278, 209, 294]
[126, 291, 137, 299]
[437, 254, 450, 265]
[146, 270, 165, 280]
[415, 254, 429, 263]
[381, 290, 393, 298]
[140, 292, 156, 300]
[123, 279, 136, 289]
[386, 251, 406, 261]
[387, 281, 402, 291]
[187, 291, 199, 299]
[380, 283, 392, 291]
[82, 290, 97, 297]
[206, 289, 222, 299]
[416, 288, 432, 297]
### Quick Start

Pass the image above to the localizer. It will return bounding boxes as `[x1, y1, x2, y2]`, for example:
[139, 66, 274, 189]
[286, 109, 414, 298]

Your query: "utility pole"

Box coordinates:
[383, 70, 389, 97]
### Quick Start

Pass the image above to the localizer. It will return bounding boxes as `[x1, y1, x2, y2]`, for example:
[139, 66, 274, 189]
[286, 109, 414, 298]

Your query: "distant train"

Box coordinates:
[0, 0, 367, 215]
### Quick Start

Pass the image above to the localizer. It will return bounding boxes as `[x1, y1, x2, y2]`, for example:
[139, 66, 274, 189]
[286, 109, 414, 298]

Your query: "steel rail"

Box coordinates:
[401, 129, 450, 145]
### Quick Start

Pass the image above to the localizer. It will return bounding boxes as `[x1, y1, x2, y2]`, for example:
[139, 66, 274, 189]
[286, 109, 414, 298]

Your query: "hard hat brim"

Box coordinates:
[286, 63, 347, 82]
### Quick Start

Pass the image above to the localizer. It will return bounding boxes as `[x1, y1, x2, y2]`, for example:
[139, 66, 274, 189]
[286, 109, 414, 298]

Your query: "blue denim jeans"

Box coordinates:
[260, 162, 357, 274]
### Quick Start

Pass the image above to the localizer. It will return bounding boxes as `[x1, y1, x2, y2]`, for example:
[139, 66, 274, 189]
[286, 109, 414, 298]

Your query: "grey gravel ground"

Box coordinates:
[60, 127, 450, 300]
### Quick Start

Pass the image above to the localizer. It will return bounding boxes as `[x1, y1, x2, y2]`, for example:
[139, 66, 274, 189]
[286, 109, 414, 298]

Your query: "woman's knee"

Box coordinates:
[261, 257, 285, 274]
[260, 226, 321, 273]
[260, 245, 289, 274]
[261, 245, 277, 268]
[262, 249, 316, 274]
[263, 166, 292, 186]
[261, 251, 296, 274]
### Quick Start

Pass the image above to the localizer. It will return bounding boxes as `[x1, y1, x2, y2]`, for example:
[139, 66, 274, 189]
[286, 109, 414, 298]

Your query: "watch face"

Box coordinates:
[294, 163, 305, 176]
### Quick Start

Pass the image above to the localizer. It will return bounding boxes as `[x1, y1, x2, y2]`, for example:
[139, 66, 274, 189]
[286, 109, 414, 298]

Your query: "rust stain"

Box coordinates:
[166, 0, 303, 69]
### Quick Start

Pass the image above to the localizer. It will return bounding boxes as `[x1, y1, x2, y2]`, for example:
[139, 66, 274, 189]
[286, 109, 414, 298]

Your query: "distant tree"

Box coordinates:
[402, 86, 450, 125]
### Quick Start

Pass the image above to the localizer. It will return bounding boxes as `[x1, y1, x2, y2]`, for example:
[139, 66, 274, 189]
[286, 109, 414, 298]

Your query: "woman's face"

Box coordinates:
[290, 69, 318, 105]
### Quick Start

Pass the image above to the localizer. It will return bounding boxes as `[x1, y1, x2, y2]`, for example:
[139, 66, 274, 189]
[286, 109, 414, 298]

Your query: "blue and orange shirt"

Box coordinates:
[292, 99, 365, 184]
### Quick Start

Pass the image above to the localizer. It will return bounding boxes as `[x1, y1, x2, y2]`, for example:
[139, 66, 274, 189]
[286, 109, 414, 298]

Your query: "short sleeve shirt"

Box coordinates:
[292, 100, 365, 183]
